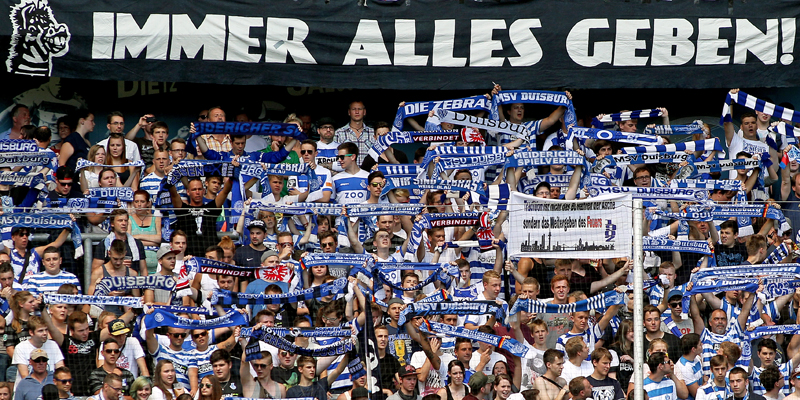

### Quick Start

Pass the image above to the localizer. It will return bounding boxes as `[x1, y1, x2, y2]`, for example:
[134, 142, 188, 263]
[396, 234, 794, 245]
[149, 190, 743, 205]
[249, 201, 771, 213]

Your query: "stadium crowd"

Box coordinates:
[0, 86, 798, 400]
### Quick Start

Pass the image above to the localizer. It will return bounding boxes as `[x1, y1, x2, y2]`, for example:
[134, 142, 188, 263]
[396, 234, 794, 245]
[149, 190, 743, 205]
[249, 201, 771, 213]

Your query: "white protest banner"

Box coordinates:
[507, 192, 632, 259]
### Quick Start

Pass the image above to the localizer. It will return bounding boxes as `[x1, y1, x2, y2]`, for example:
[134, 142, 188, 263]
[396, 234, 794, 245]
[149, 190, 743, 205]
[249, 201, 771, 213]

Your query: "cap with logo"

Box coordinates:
[247, 220, 267, 232]
[399, 364, 417, 378]
[30, 348, 48, 361]
[109, 319, 131, 336]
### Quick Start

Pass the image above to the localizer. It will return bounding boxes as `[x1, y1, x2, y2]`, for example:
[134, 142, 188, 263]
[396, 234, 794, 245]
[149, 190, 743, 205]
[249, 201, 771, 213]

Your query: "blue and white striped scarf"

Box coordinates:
[373, 262, 458, 292]
[43, 294, 144, 307]
[432, 153, 507, 176]
[681, 277, 800, 312]
[588, 186, 710, 202]
[94, 275, 175, 296]
[419, 319, 533, 358]
[302, 253, 375, 271]
[0, 151, 57, 167]
[651, 204, 785, 224]
[265, 327, 352, 338]
[507, 290, 624, 321]
[378, 164, 422, 178]
[436, 109, 529, 142]
[239, 161, 319, 192]
[662, 315, 684, 337]
[570, 127, 659, 145]
[765, 243, 792, 264]
[212, 277, 348, 305]
[393, 96, 492, 131]
[643, 121, 705, 135]
[43, 197, 122, 214]
[0, 213, 82, 258]
[770, 122, 800, 145]
[721, 90, 800, 125]
[490, 90, 577, 129]
[368, 129, 483, 161]
[669, 179, 743, 191]
[592, 109, 663, 128]
[398, 301, 506, 326]
[591, 152, 692, 173]
[644, 236, 712, 255]
[75, 158, 144, 172]
[407, 212, 492, 254]
[621, 138, 723, 155]
[525, 173, 612, 190]
[144, 308, 248, 330]
[89, 187, 134, 202]
[382, 177, 487, 197]
[0, 139, 38, 152]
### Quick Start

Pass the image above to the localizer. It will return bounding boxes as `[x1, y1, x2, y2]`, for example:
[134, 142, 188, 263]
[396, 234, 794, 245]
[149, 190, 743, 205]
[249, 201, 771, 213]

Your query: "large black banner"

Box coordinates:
[1, 0, 799, 89]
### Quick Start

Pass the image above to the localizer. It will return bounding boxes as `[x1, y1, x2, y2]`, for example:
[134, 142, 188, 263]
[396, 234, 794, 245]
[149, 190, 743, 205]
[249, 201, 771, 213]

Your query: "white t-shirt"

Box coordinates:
[560, 359, 594, 384]
[411, 350, 443, 395]
[469, 350, 507, 376]
[98, 337, 145, 377]
[12, 339, 64, 388]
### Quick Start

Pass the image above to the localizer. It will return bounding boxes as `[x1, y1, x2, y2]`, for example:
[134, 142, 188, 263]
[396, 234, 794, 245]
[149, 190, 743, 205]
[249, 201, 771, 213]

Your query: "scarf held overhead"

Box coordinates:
[490, 90, 577, 128]
[397, 301, 506, 326]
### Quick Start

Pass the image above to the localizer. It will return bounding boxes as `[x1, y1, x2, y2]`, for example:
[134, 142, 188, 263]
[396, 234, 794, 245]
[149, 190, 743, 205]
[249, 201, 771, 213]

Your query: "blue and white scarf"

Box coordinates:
[382, 177, 487, 197]
[420, 146, 507, 171]
[432, 153, 507, 176]
[621, 138, 723, 155]
[166, 160, 236, 186]
[241, 326, 354, 359]
[765, 243, 792, 264]
[184, 257, 259, 278]
[301, 253, 375, 271]
[745, 324, 800, 340]
[42, 197, 120, 214]
[0, 171, 46, 190]
[393, 96, 492, 131]
[373, 262, 458, 292]
[643, 236, 712, 255]
[588, 186, 710, 202]
[419, 319, 533, 358]
[643, 121, 705, 135]
[570, 127, 659, 145]
[420, 289, 452, 303]
[43, 294, 144, 307]
[94, 275, 176, 296]
[75, 158, 144, 172]
[490, 90, 577, 129]
[347, 203, 426, 217]
[265, 327, 352, 338]
[504, 150, 585, 169]
[0, 139, 38, 152]
[246, 200, 341, 216]
[592, 109, 663, 127]
[651, 204, 785, 225]
[212, 277, 348, 306]
[407, 212, 492, 254]
[770, 122, 800, 146]
[0, 151, 57, 167]
[691, 264, 800, 282]
[368, 129, 483, 161]
[436, 109, 529, 141]
[398, 301, 506, 326]
[591, 152, 692, 173]
[521, 174, 612, 194]
[507, 290, 624, 320]
[194, 122, 303, 136]
[89, 187, 134, 202]
[144, 308, 248, 329]
[669, 179, 743, 191]
[239, 161, 319, 192]
[721, 90, 800, 125]
[0, 213, 82, 258]
[676, 158, 763, 179]
[378, 164, 422, 178]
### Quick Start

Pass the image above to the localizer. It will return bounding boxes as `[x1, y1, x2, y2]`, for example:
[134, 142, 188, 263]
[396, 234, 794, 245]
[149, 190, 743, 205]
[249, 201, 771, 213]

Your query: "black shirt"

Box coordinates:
[92, 236, 146, 272]
[715, 242, 748, 267]
[233, 246, 266, 268]
[220, 376, 243, 397]
[287, 379, 328, 400]
[643, 332, 682, 365]
[60, 330, 103, 396]
[174, 200, 223, 256]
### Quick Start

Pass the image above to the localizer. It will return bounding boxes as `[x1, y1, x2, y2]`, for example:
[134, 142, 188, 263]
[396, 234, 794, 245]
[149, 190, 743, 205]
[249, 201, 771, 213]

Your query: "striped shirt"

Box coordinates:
[555, 321, 604, 358]
[649, 283, 688, 307]
[152, 343, 197, 388]
[315, 141, 341, 171]
[191, 344, 219, 379]
[21, 270, 81, 296]
[696, 382, 728, 400]
[11, 248, 41, 282]
[334, 125, 375, 166]
[643, 375, 677, 400]
[296, 165, 334, 202]
[700, 324, 750, 376]
[676, 356, 704, 400]
[750, 360, 793, 396]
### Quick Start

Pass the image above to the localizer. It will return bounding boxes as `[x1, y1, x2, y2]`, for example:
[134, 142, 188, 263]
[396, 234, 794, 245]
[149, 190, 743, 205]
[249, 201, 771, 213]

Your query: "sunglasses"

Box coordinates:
[253, 363, 269, 370]
[280, 351, 291, 357]
[201, 383, 213, 389]
[170, 333, 188, 339]
[104, 349, 121, 354]
[58, 181, 73, 186]
[32, 358, 48, 363]
[198, 114, 208, 120]
[192, 331, 208, 339]
[300, 150, 314, 155]
[668, 303, 681, 308]
[55, 378, 73, 384]
[321, 242, 336, 247]
[337, 154, 354, 160]
[370, 182, 385, 188]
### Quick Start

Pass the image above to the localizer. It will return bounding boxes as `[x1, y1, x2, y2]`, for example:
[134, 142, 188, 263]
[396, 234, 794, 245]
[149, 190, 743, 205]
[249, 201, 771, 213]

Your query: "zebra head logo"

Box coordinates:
[7, 0, 70, 77]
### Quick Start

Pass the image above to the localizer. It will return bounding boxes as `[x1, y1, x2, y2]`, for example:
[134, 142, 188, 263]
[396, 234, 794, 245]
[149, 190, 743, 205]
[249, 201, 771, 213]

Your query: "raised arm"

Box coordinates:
[723, 89, 739, 147]
[688, 286, 706, 334]
[737, 285, 760, 331]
